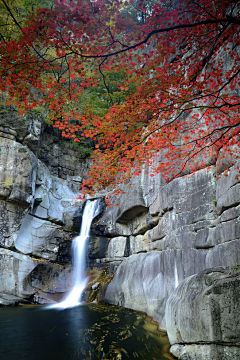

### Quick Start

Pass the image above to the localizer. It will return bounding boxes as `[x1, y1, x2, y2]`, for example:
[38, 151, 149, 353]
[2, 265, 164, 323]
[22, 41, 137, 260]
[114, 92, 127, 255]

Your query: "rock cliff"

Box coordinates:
[166, 267, 240, 359]
[93, 160, 240, 331]
[0, 107, 90, 305]
[0, 104, 240, 359]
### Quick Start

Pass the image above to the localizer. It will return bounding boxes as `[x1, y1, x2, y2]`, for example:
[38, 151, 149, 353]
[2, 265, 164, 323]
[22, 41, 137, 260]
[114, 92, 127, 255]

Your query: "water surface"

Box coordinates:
[0, 304, 175, 359]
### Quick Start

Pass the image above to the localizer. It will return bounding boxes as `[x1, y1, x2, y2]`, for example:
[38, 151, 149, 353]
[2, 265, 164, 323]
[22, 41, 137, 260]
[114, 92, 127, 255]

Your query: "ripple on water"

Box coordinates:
[0, 303, 176, 360]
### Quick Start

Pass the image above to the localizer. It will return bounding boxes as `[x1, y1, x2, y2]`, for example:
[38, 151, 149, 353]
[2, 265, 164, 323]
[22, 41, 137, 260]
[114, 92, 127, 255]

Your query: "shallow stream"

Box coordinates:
[0, 303, 175, 360]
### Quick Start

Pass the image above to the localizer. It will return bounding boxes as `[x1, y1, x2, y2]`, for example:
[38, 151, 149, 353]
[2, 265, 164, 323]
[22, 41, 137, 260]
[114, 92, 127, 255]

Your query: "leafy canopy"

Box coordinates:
[0, 0, 239, 197]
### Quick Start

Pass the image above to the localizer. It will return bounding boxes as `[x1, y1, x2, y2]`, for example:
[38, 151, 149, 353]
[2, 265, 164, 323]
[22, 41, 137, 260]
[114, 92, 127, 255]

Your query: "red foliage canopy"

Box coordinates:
[0, 0, 239, 197]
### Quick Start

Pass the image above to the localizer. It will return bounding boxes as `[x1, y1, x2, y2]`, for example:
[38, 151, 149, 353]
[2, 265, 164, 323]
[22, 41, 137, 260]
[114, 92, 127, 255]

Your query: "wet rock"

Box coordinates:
[30, 263, 73, 294]
[71, 207, 83, 233]
[0, 248, 42, 304]
[0, 247, 73, 306]
[88, 236, 109, 260]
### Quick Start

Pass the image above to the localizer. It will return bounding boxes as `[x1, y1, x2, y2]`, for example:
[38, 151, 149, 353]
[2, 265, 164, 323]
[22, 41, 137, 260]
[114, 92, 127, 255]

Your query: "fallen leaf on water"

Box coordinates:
[49, 326, 56, 333]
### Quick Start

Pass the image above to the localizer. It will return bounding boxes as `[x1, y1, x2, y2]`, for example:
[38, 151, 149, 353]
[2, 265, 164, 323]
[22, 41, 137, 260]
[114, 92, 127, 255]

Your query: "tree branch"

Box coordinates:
[68, 16, 240, 59]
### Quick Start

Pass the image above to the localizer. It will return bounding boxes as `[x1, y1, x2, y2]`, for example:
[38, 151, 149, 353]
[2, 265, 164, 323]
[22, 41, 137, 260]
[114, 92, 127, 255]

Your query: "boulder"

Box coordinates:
[166, 267, 240, 360]
[0, 248, 44, 304]
[30, 263, 73, 294]
[0, 248, 73, 305]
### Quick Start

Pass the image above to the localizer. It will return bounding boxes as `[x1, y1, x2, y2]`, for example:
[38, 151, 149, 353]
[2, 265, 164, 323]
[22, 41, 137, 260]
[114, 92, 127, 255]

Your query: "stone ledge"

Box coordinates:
[170, 344, 240, 360]
[166, 266, 240, 359]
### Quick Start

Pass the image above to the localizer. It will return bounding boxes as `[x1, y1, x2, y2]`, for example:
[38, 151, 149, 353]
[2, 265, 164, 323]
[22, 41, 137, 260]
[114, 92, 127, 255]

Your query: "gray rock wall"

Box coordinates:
[99, 161, 240, 330]
[0, 111, 89, 305]
[38, 124, 91, 188]
[165, 267, 240, 359]
[0, 104, 240, 331]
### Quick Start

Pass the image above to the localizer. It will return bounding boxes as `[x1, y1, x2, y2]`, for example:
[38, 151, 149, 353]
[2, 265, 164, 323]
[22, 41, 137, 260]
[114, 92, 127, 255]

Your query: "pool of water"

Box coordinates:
[0, 304, 175, 360]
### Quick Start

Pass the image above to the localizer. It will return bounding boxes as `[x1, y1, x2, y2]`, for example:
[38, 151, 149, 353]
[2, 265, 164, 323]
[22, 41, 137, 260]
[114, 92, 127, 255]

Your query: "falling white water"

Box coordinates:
[174, 261, 179, 288]
[51, 199, 101, 309]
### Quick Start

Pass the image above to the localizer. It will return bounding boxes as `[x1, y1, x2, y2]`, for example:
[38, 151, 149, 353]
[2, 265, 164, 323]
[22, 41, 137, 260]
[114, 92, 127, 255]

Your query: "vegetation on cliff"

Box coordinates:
[0, 0, 239, 196]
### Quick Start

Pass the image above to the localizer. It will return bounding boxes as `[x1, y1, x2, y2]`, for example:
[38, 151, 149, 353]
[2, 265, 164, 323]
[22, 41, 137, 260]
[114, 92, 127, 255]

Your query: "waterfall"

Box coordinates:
[174, 261, 179, 288]
[51, 199, 101, 309]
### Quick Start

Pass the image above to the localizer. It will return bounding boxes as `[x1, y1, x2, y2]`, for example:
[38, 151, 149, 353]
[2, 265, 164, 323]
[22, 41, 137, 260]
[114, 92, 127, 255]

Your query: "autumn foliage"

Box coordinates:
[0, 0, 239, 197]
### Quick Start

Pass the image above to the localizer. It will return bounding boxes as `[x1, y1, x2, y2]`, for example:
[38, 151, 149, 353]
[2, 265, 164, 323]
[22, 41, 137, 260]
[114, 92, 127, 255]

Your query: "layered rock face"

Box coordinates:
[166, 267, 240, 360]
[96, 159, 240, 331]
[1, 104, 240, 360]
[0, 109, 89, 305]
